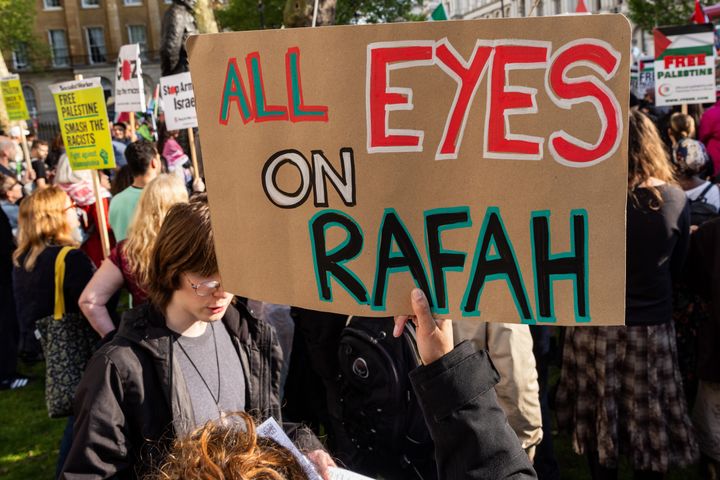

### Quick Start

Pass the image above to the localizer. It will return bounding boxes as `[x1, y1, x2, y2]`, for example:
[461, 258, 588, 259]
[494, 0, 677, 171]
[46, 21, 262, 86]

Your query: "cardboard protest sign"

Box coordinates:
[188, 15, 631, 326]
[160, 72, 198, 130]
[114, 44, 146, 112]
[654, 24, 716, 106]
[50, 77, 115, 170]
[0, 75, 30, 121]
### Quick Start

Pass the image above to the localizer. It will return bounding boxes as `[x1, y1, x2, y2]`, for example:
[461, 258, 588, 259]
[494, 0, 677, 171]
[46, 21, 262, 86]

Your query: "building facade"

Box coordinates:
[6, 0, 173, 127]
[443, 0, 651, 59]
[446, 0, 626, 19]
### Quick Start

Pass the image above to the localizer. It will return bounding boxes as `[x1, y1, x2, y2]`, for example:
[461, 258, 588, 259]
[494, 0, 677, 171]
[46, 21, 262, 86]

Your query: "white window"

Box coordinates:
[81, 0, 100, 8]
[48, 30, 70, 67]
[12, 43, 29, 70]
[22, 86, 37, 116]
[100, 77, 113, 101]
[127, 25, 148, 59]
[86, 27, 107, 64]
[43, 0, 62, 9]
[124, 0, 142, 5]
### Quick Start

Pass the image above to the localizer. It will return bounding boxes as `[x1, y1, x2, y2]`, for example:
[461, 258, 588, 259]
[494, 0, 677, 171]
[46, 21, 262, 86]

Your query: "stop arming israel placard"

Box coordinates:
[654, 24, 716, 107]
[160, 72, 198, 130]
[0, 75, 30, 121]
[114, 44, 146, 112]
[188, 15, 631, 326]
[50, 77, 115, 170]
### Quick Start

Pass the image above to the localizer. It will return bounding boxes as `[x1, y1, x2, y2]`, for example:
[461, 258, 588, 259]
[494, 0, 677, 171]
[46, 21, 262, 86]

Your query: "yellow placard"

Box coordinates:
[0, 75, 30, 121]
[50, 78, 115, 170]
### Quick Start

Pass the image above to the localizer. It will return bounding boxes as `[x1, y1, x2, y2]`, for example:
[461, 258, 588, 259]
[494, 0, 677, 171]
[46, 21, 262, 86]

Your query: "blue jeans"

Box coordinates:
[55, 415, 74, 479]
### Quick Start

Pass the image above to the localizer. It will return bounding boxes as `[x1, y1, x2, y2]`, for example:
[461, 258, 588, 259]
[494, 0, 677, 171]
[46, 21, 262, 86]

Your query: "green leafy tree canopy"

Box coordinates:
[217, 0, 424, 32]
[216, 0, 287, 31]
[0, 0, 47, 68]
[627, 0, 712, 32]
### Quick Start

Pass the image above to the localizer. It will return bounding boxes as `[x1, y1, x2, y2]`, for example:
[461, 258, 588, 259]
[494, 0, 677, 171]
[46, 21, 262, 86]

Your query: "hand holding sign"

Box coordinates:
[394, 289, 454, 365]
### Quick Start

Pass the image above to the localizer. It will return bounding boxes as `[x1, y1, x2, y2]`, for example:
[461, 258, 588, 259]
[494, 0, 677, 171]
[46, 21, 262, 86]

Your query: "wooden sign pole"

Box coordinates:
[18, 126, 32, 176]
[128, 111, 136, 140]
[187, 127, 200, 180]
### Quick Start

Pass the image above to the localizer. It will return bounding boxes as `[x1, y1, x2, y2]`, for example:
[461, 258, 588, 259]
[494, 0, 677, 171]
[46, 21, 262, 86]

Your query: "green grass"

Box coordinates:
[0, 361, 66, 480]
[554, 430, 700, 479]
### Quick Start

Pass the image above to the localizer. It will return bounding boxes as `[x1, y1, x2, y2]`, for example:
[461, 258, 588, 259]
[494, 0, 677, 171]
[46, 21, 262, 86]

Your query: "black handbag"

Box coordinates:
[35, 246, 99, 418]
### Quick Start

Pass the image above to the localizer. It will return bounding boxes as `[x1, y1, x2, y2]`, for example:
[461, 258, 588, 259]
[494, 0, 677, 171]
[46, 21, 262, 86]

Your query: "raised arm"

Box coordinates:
[79, 259, 124, 337]
[394, 289, 537, 480]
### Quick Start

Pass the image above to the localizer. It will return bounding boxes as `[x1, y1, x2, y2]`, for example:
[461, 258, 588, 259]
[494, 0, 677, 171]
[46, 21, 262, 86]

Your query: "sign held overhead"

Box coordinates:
[114, 44, 146, 113]
[188, 15, 631, 326]
[160, 72, 198, 130]
[50, 77, 115, 170]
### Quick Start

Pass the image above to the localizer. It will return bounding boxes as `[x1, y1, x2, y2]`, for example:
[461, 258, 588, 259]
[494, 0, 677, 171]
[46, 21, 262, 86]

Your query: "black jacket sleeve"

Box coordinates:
[61, 352, 131, 479]
[410, 341, 537, 480]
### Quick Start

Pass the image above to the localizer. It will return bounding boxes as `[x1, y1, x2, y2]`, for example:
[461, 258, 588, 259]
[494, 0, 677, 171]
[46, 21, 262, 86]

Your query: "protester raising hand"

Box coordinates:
[394, 289, 537, 479]
[393, 288, 453, 365]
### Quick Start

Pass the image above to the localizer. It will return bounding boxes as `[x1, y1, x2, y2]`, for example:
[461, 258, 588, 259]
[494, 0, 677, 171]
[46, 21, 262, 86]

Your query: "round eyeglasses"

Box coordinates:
[186, 274, 222, 297]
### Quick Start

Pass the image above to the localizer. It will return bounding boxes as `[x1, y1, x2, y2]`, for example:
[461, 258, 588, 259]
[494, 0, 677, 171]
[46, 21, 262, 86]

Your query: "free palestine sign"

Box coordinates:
[188, 15, 630, 326]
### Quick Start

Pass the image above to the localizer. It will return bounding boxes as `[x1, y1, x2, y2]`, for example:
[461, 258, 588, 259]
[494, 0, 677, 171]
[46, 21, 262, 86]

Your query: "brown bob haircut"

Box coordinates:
[147, 199, 218, 311]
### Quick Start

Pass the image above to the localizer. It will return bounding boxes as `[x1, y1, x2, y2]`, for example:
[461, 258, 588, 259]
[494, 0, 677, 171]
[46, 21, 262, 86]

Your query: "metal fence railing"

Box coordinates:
[36, 121, 61, 143]
[13, 50, 161, 72]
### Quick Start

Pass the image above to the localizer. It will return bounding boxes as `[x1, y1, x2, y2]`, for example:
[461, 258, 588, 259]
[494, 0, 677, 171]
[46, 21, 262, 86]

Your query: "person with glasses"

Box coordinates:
[62, 199, 335, 479]
[10, 187, 96, 475]
[12, 187, 95, 364]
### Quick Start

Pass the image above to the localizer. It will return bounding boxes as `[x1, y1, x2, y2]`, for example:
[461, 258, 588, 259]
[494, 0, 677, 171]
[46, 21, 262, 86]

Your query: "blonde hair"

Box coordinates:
[124, 174, 188, 289]
[669, 112, 695, 140]
[13, 186, 77, 270]
[628, 109, 677, 209]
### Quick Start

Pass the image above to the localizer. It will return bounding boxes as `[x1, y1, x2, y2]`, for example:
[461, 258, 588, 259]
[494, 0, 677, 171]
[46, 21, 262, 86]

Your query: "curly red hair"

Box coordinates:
[148, 412, 309, 480]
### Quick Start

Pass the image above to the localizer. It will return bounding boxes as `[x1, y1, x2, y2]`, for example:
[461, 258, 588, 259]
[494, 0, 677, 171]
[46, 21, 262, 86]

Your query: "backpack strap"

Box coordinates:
[53, 246, 75, 320]
[695, 182, 716, 203]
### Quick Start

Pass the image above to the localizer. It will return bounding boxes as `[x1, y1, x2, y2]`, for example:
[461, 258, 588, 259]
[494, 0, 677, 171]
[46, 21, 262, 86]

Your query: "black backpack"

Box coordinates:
[337, 316, 436, 480]
[690, 183, 720, 226]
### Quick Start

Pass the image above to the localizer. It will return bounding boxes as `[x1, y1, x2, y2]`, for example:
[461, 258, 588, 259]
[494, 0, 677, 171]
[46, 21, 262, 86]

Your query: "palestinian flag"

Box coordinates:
[430, 3, 448, 20]
[654, 24, 715, 61]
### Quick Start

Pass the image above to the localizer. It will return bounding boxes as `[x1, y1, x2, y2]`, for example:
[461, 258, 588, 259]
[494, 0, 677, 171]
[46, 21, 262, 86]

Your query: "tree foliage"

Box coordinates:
[0, 0, 47, 68]
[217, 0, 424, 31]
[216, 0, 287, 31]
[336, 0, 424, 25]
[627, 0, 711, 32]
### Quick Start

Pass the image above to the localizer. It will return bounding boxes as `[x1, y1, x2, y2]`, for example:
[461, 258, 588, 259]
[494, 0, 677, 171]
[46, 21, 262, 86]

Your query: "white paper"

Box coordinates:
[256, 417, 323, 480]
[328, 466, 375, 480]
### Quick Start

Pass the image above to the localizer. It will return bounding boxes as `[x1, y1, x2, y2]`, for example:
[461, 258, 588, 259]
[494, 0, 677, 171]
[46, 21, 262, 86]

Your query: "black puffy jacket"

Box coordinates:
[410, 341, 538, 480]
[61, 301, 282, 479]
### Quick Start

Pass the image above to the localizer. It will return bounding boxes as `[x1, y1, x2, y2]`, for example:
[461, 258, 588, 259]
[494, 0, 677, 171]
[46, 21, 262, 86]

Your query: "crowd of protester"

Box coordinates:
[0, 89, 719, 480]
